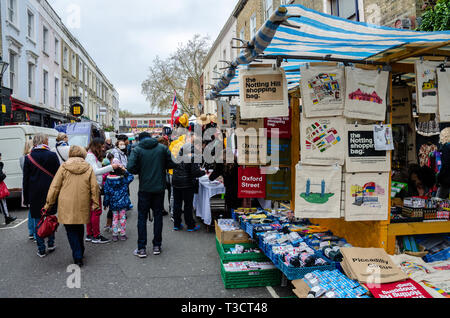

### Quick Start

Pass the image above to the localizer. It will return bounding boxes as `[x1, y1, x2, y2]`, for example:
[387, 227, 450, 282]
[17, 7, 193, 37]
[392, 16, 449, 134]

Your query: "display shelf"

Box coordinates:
[386, 221, 450, 255]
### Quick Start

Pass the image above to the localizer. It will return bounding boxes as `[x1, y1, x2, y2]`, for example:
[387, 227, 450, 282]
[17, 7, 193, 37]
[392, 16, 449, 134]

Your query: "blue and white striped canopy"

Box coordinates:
[209, 4, 450, 99]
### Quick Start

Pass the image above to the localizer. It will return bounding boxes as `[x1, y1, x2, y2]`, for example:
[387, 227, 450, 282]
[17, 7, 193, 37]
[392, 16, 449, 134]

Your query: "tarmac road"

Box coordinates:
[0, 178, 294, 298]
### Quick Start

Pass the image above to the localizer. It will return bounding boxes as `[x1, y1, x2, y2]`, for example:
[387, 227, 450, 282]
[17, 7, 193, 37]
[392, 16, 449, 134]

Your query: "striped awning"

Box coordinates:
[208, 4, 450, 99]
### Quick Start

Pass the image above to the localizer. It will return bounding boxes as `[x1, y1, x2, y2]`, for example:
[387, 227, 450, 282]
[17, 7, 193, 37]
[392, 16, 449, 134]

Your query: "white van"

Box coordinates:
[0, 125, 59, 198]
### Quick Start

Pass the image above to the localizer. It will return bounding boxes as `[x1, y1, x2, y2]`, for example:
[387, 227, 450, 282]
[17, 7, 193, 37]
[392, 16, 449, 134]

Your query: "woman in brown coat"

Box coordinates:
[44, 146, 99, 267]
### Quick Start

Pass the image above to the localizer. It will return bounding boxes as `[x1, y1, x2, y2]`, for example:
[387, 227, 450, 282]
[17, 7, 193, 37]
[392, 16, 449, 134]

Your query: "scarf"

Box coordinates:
[33, 144, 51, 151]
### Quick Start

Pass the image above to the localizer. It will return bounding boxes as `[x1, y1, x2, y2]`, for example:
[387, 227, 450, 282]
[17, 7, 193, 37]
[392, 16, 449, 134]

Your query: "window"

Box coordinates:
[250, 13, 257, 39]
[330, 0, 359, 21]
[54, 38, 60, 63]
[28, 63, 34, 99]
[7, 0, 17, 25]
[43, 27, 49, 54]
[72, 54, 76, 77]
[240, 27, 245, 41]
[27, 11, 35, 39]
[9, 52, 17, 92]
[55, 78, 60, 109]
[63, 47, 68, 70]
[265, 0, 273, 20]
[43, 71, 49, 105]
[84, 66, 87, 84]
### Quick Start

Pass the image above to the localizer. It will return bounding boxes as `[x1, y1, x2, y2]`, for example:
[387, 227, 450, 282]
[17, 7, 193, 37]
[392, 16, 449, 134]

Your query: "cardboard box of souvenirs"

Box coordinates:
[215, 220, 251, 245]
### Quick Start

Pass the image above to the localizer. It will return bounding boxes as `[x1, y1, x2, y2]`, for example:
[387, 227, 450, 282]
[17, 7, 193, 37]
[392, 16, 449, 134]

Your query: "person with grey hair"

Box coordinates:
[23, 133, 60, 258]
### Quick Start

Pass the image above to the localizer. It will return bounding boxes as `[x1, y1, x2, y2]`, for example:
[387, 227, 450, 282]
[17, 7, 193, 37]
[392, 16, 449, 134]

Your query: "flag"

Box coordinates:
[171, 92, 179, 127]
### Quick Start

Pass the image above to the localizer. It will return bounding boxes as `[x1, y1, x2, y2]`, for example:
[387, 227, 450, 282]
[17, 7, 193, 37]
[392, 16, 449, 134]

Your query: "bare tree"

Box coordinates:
[141, 34, 210, 114]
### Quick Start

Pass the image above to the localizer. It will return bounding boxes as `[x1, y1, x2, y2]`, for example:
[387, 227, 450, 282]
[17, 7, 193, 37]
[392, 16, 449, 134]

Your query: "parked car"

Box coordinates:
[0, 125, 59, 198]
[64, 122, 105, 148]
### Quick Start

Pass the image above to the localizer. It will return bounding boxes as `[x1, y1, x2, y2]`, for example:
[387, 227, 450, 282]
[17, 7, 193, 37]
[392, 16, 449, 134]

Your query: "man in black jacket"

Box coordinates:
[172, 133, 205, 232]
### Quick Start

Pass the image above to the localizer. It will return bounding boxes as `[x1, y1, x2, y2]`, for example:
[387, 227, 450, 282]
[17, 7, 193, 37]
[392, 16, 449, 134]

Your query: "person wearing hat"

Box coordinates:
[127, 132, 177, 258]
[178, 114, 189, 129]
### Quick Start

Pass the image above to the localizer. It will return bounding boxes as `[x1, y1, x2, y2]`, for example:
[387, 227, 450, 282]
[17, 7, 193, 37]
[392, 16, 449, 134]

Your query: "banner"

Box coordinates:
[415, 61, 440, 114]
[300, 115, 346, 166]
[344, 67, 389, 121]
[239, 68, 289, 119]
[437, 69, 450, 122]
[265, 168, 292, 201]
[216, 100, 231, 129]
[265, 109, 291, 139]
[300, 65, 345, 117]
[366, 279, 432, 298]
[295, 164, 342, 219]
[346, 124, 391, 172]
[238, 167, 266, 198]
[392, 86, 412, 124]
[344, 172, 390, 221]
[268, 138, 291, 166]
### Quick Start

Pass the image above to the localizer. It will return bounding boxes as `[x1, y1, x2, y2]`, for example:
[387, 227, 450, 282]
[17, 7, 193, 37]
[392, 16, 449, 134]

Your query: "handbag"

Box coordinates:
[37, 209, 59, 238]
[0, 181, 10, 199]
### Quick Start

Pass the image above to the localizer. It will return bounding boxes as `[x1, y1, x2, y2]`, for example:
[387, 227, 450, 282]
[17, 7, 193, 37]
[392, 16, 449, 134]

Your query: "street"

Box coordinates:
[0, 178, 293, 298]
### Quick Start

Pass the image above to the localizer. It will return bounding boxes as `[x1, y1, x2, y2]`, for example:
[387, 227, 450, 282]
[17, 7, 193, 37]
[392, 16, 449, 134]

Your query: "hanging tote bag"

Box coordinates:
[0, 181, 10, 199]
[37, 209, 59, 238]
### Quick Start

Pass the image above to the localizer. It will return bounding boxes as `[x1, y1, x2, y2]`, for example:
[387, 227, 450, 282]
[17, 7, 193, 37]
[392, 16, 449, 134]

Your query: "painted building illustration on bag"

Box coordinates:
[305, 121, 342, 153]
[300, 178, 334, 204]
[308, 73, 341, 105]
[351, 182, 385, 207]
[348, 89, 383, 104]
[422, 79, 437, 97]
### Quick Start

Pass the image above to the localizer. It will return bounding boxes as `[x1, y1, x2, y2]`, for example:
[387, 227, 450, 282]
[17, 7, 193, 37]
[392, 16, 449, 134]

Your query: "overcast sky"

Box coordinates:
[48, 0, 237, 114]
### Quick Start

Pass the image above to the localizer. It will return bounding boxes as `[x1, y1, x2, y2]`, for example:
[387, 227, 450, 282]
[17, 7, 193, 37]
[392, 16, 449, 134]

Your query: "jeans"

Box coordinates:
[86, 197, 102, 238]
[173, 187, 195, 229]
[0, 199, 10, 218]
[28, 211, 37, 238]
[137, 191, 164, 250]
[34, 217, 55, 253]
[65, 225, 85, 261]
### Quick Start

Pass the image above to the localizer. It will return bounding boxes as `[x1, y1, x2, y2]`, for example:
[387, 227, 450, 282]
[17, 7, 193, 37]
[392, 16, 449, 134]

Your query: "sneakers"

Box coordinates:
[28, 235, 35, 241]
[85, 235, 94, 242]
[173, 224, 183, 231]
[187, 225, 201, 232]
[120, 235, 128, 241]
[153, 246, 162, 255]
[112, 235, 119, 242]
[133, 249, 147, 258]
[47, 246, 56, 253]
[74, 259, 84, 267]
[37, 250, 47, 258]
[162, 210, 169, 216]
[92, 235, 110, 244]
[5, 216, 17, 225]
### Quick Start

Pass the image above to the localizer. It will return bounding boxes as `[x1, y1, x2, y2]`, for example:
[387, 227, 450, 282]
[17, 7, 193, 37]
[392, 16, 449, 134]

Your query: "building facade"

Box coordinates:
[119, 114, 172, 133]
[0, 0, 119, 128]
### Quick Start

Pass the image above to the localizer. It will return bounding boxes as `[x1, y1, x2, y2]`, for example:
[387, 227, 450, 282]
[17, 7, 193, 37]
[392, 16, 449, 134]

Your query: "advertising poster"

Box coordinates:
[265, 168, 292, 201]
[238, 167, 266, 198]
[216, 100, 231, 129]
[392, 86, 412, 124]
[265, 109, 291, 139]
[437, 69, 450, 122]
[300, 115, 346, 166]
[267, 138, 291, 166]
[346, 124, 391, 172]
[295, 164, 342, 219]
[416, 61, 440, 114]
[300, 65, 345, 118]
[344, 172, 389, 221]
[366, 279, 432, 298]
[236, 134, 268, 166]
[344, 67, 389, 121]
[239, 68, 289, 119]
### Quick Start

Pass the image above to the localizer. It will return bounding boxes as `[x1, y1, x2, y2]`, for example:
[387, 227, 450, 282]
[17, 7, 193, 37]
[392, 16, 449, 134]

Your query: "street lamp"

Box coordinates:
[0, 56, 9, 85]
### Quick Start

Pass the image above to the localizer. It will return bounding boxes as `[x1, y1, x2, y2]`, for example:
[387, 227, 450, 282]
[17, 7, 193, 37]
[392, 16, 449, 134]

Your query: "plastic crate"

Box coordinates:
[423, 247, 450, 263]
[220, 260, 282, 289]
[277, 254, 336, 281]
[215, 237, 268, 262]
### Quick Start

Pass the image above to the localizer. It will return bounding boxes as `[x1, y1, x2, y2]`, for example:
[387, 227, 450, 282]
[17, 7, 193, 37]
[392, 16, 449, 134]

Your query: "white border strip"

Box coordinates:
[0, 218, 27, 230]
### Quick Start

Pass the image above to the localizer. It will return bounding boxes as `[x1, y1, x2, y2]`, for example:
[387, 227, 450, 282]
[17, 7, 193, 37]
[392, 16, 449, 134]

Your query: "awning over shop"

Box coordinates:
[208, 4, 450, 100]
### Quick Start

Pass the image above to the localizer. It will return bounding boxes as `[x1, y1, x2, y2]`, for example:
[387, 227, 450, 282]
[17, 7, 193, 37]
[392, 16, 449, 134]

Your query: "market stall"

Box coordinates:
[207, 4, 450, 297]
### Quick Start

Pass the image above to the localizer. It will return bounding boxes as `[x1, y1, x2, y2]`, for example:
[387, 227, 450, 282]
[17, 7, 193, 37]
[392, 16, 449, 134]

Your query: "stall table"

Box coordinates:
[194, 175, 226, 227]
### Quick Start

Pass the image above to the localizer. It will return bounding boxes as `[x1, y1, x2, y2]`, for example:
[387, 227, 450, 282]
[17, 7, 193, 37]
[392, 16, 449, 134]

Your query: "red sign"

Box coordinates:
[238, 167, 266, 198]
[264, 108, 291, 139]
[130, 120, 137, 128]
[365, 279, 432, 298]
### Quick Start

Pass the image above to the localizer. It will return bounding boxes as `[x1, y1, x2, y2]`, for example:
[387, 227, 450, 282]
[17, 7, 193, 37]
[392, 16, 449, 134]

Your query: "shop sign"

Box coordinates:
[238, 167, 266, 198]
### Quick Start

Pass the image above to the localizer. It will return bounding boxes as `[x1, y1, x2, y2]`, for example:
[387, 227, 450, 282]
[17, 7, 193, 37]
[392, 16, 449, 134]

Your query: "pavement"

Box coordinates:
[0, 179, 294, 298]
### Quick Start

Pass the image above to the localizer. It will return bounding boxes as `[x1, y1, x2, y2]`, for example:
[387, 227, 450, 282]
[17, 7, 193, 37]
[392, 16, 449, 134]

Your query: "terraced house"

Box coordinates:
[0, 0, 119, 130]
